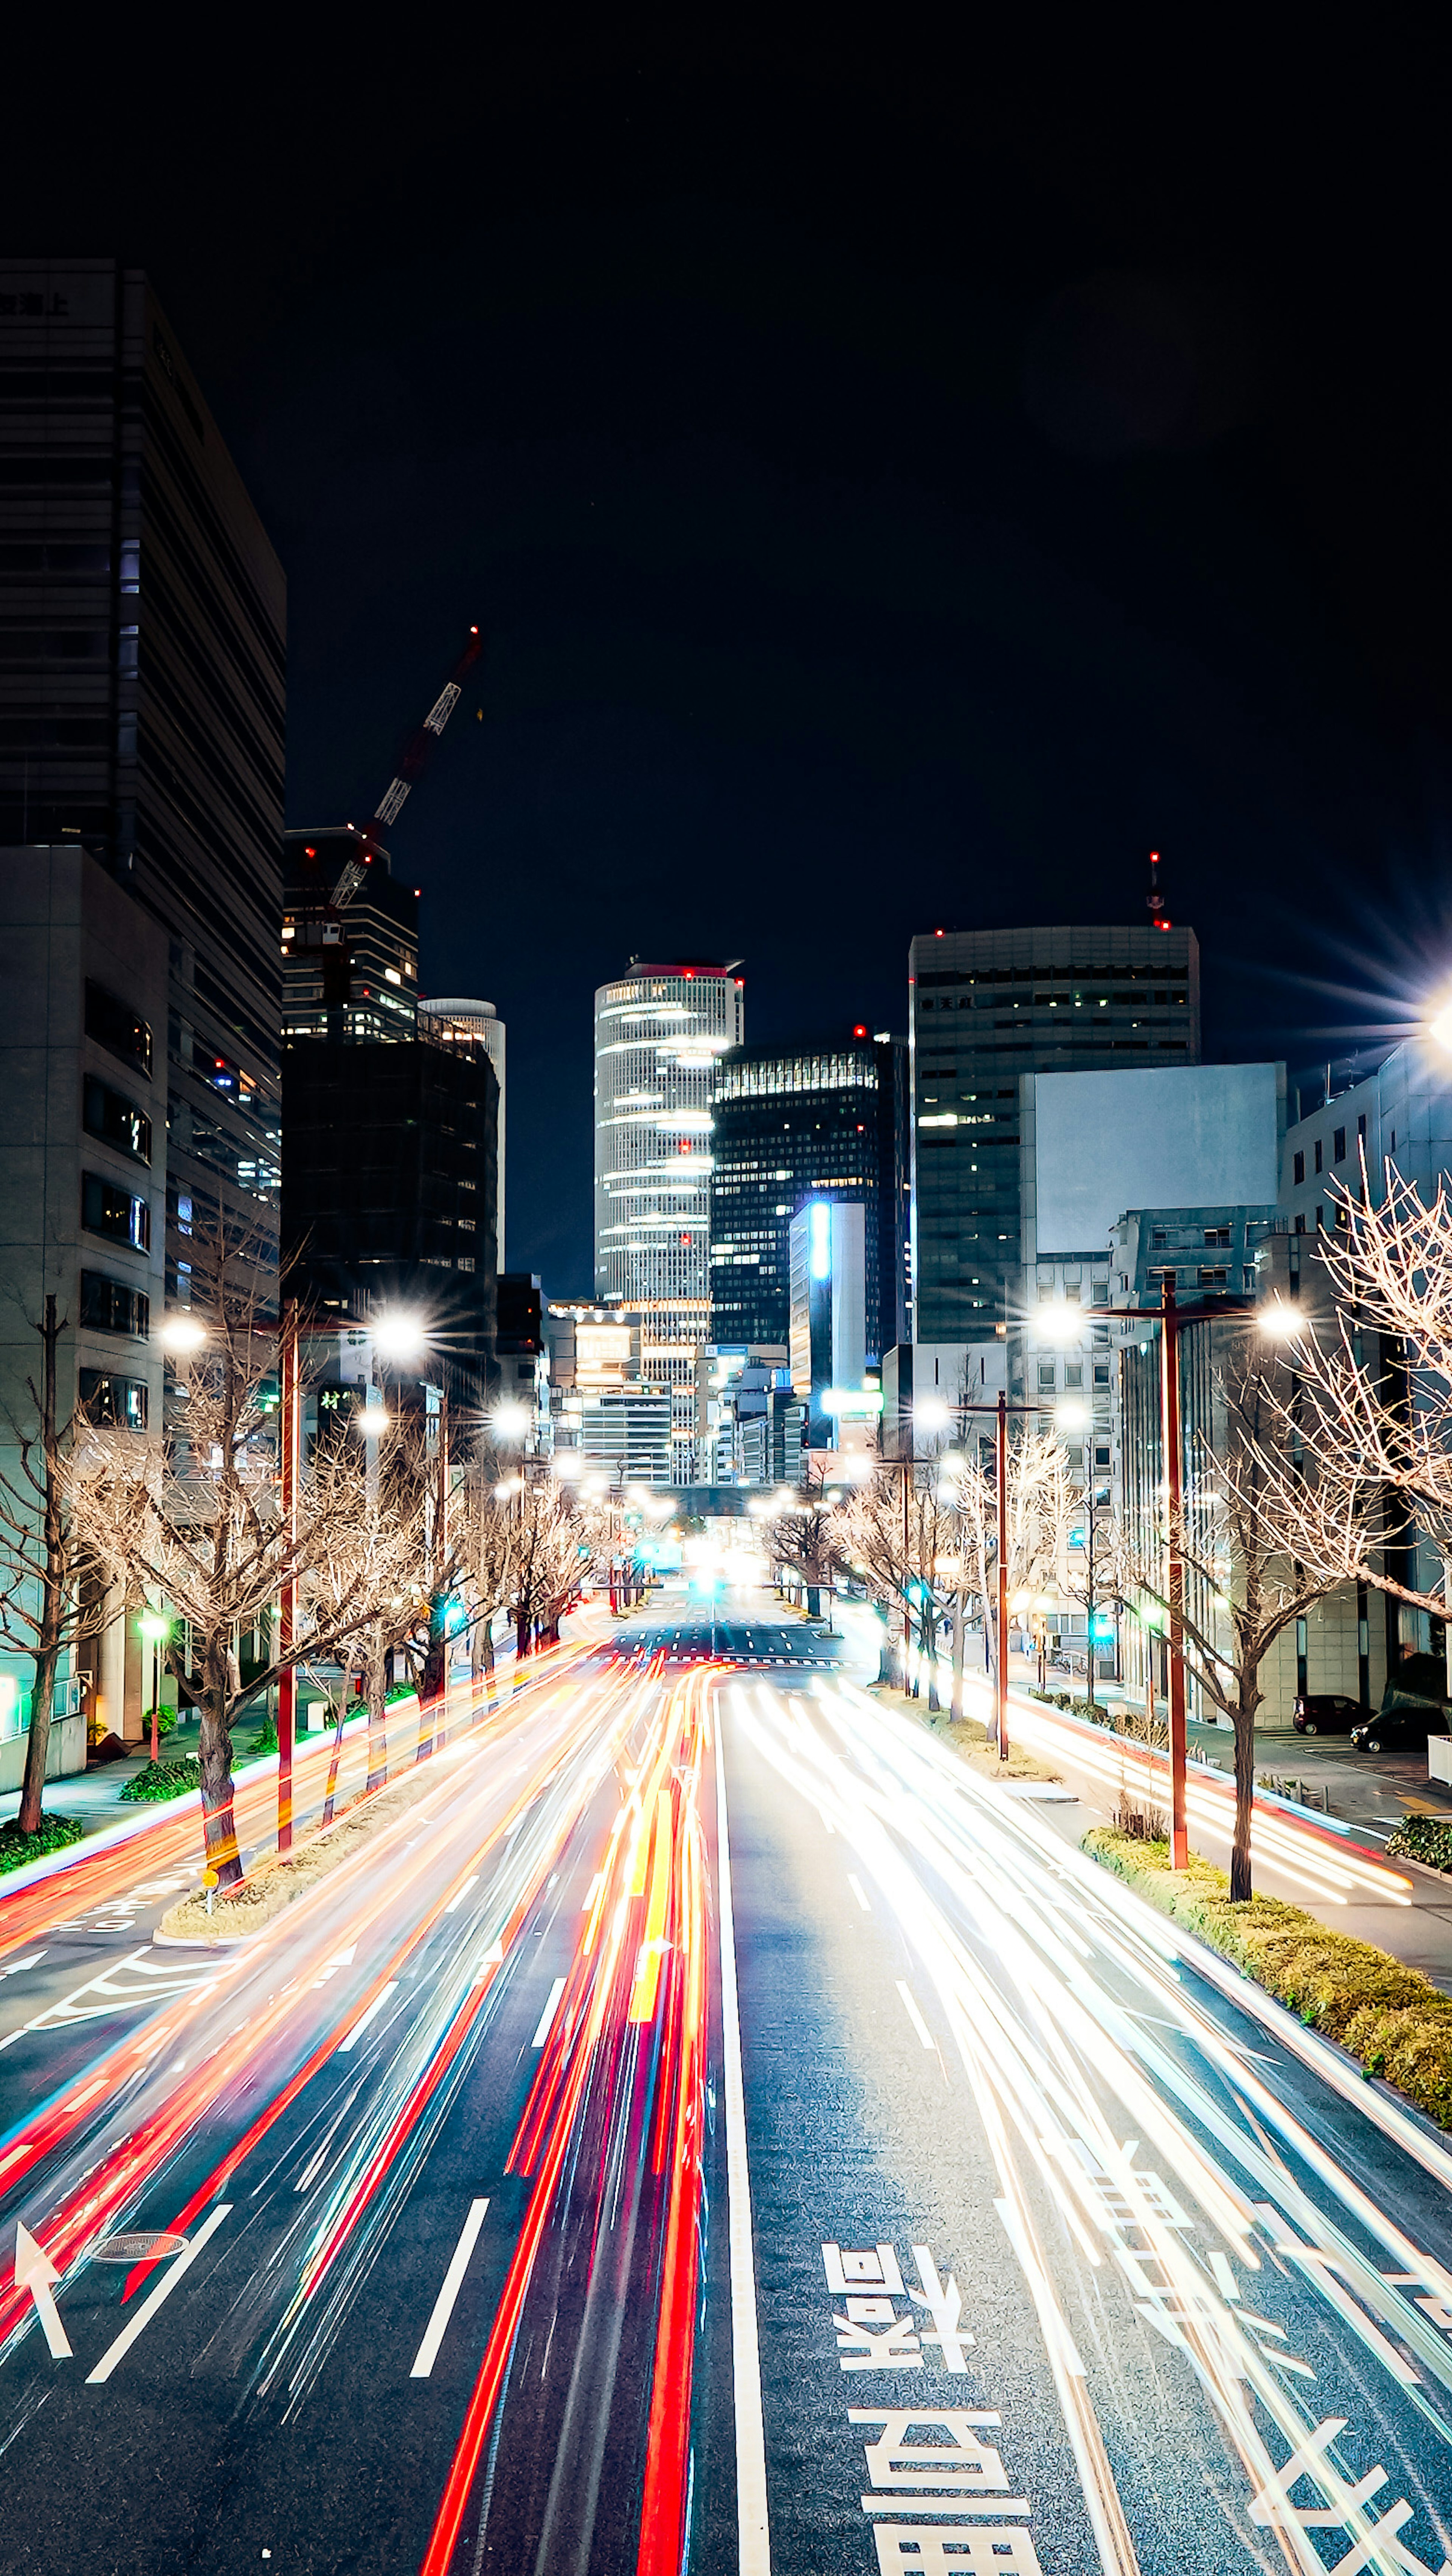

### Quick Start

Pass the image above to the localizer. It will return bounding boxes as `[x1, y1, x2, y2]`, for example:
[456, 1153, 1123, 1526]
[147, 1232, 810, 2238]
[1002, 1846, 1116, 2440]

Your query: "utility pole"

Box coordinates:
[995, 1390, 1010, 1761]
[1160, 1274, 1188, 1871]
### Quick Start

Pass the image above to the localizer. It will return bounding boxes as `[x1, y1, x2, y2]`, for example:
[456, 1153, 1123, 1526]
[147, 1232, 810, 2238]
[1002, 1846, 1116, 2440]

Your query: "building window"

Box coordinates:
[79, 1272, 149, 1337]
[1093, 1361, 1111, 1387]
[85, 979, 152, 1080]
[1294, 1212, 1305, 1234]
[1293, 1150, 1304, 1184]
[82, 1173, 150, 1253]
[84, 1075, 152, 1166]
[1357, 1113, 1367, 1143]
[1333, 1126, 1346, 1163]
[1064, 1363, 1083, 1388]
[1314, 1138, 1323, 1174]
[78, 1369, 147, 1431]
[1037, 1363, 1056, 1392]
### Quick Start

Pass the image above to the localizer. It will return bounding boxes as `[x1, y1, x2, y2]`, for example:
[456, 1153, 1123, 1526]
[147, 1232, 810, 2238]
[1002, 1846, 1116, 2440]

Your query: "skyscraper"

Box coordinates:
[910, 925, 1200, 1340]
[708, 1031, 908, 1362]
[594, 961, 744, 1479]
[0, 260, 286, 1304]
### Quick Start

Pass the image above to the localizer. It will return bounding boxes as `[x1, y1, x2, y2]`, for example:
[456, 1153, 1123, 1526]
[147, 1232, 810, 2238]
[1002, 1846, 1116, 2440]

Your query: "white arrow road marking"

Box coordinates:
[337, 1983, 399, 2054]
[410, 2199, 490, 2378]
[0, 1950, 235, 2050]
[531, 1977, 566, 2049]
[14, 2222, 71, 2359]
[85, 2204, 232, 2384]
[312, 1944, 358, 1984]
[0, 1952, 47, 1978]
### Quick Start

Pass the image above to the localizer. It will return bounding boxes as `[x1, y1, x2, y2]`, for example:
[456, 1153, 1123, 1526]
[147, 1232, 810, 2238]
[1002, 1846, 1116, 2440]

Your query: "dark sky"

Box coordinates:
[9, 24, 1452, 1287]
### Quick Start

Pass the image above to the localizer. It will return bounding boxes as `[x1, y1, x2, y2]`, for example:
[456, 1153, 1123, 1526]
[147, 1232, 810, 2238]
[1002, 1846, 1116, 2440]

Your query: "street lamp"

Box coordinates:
[1430, 999, 1452, 1053]
[358, 1401, 390, 1434]
[158, 1314, 206, 1353]
[138, 1609, 169, 1762]
[492, 1398, 532, 1444]
[372, 1309, 427, 1362]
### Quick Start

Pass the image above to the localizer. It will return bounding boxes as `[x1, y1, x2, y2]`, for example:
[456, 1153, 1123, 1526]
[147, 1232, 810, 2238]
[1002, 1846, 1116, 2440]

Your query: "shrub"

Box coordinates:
[252, 1711, 278, 1755]
[1387, 1815, 1452, 1877]
[0, 1813, 84, 1874]
[119, 1756, 202, 1803]
[1084, 1825, 1452, 2130]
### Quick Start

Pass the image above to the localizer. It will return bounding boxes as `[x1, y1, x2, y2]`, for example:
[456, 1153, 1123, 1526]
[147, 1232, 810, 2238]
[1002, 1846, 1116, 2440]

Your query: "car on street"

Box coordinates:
[1292, 1692, 1370, 1735]
[1350, 1696, 1451, 1755]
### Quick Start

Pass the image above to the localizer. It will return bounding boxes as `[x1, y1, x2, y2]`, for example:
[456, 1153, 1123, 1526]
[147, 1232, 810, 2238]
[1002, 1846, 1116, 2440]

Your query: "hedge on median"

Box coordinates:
[1084, 1824, 1452, 2131]
[0, 1812, 85, 1874]
[1387, 1815, 1452, 1877]
[118, 1755, 202, 1803]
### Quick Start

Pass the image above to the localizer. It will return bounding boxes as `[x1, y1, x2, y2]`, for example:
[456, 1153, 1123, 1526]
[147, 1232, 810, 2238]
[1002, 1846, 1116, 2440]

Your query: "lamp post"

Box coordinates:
[277, 1296, 300, 1852]
[138, 1610, 169, 1762]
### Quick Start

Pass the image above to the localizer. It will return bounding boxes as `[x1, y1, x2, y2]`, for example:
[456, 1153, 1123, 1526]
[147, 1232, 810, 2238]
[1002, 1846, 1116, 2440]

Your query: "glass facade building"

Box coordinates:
[708, 1034, 909, 1363]
[594, 962, 745, 1478]
[911, 925, 1201, 1341]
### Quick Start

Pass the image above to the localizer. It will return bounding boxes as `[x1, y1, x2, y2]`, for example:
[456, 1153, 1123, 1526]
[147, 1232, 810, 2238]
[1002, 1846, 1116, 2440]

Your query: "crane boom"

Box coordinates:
[372, 624, 482, 830]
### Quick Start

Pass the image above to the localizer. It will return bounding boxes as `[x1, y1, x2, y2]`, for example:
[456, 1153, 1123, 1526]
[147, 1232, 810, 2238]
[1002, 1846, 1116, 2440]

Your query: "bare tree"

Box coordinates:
[0, 1297, 119, 1835]
[767, 1471, 846, 1629]
[936, 1426, 1073, 1722]
[498, 1475, 600, 1659]
[69, 1240, 430, 1887]
[841, 1469, 956, 1702]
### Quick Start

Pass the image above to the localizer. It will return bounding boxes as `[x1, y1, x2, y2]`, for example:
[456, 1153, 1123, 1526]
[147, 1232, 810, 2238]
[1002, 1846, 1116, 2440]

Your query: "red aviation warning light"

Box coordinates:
[1146, 848, 1172, 931]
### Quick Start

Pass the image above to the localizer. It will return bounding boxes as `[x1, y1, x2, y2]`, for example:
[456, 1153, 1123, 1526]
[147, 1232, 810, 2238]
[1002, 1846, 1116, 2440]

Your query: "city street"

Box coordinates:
[1, 1587, 1451, 2574]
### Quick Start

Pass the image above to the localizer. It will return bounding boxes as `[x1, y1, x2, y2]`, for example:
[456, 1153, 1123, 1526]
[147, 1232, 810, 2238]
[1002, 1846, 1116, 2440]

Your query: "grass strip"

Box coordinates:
[868, 1682, 1062, 1784]
[0, 1812, 85, 1875]
[1084, 1824, 1452, 2131]
[158, 1761, 451, 1945]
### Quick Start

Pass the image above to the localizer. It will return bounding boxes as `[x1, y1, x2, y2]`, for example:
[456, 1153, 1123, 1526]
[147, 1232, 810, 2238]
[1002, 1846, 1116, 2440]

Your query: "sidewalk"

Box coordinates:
[0, 1699, 277, 1841]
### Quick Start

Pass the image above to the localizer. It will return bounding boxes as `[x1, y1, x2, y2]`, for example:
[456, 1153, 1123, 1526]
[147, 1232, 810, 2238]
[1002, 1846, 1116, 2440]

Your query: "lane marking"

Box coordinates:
[531, 1976, 567, 2049]
[716, 1706, 772, 2575]
[846, 1874, 871, 1913]
[337, 1982, 399, 2053]
[896, 1979, 935, 2051]
[444, 1875, 481, 1915]
[85, 2203, 232, 2383]
[410, 2199, 491, 2378]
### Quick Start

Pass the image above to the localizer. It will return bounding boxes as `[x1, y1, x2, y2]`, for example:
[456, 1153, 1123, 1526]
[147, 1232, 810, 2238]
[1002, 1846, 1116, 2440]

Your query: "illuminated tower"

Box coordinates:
[594, 961, 744, 1479]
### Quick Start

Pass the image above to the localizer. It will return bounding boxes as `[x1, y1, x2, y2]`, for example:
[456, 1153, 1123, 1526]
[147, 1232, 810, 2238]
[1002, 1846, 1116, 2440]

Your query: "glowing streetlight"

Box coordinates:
[358, 1402, 390, 1434]
[1055, 1398, 1091, 1433]
[137, 1609, 170, 1762]
[1034, 1299, 1088, 1346]
[1258, 1301, 1305, 1341]
[159, 1314, 206, 1353]
[372, 1310, 426, 1362]
[492, 1399, 532, 1443]
[914, 1394, 951, 1435]
[1430, 999, 1452, 1053]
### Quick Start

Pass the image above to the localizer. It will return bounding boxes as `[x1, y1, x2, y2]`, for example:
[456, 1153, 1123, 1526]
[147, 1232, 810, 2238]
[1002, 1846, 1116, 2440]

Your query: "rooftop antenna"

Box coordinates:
[1146, 847, 1172, 931]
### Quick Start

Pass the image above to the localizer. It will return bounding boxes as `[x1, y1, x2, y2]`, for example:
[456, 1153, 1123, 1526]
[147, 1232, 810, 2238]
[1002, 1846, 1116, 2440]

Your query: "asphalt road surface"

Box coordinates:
[0, 1587, 1450, 2576]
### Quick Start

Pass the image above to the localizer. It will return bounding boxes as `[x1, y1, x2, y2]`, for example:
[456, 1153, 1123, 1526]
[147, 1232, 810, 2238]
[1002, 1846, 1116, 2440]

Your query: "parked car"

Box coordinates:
[1292, 1693, 1370, 1735]
[1351, 1694, 1451, 1755]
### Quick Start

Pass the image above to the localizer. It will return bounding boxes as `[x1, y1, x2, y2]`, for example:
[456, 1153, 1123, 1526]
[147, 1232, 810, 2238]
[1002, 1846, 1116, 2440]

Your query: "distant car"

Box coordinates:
[1292, 1693, 1370, 1736]
[1351, 1697, 1451, 1755]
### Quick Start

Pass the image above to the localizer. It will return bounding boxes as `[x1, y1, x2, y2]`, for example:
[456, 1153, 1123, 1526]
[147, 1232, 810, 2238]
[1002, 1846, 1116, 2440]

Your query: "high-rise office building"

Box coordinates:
[708, 1031, 909, 1363]
[282, 827, 419, 1044]
[418, 999, 505, 1272]
[594, 961, 744, 1478]
[909, 925, 1200, 1340]
[0, 260, 287, 1307]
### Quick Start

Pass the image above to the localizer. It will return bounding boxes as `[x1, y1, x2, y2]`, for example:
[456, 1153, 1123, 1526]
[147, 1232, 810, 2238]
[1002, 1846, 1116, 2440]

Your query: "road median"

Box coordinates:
[1084, 1823, 1452, 2131]
[156, 1759, 450, 1945]
[867, 1682, 1063, 1784]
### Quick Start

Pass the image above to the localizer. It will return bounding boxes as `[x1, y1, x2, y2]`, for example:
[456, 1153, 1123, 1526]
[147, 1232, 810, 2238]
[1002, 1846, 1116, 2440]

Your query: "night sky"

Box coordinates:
[8, 26, 1452, 1290]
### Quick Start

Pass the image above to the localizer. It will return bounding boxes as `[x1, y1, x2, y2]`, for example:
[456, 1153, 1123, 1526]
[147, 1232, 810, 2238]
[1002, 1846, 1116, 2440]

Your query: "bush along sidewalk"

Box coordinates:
[118, 1755, 202, 1804]
[0, 1812, 85, 1874]
[1387, 1815, 1452, 1877]
[1084, 1825, 1452, 2131]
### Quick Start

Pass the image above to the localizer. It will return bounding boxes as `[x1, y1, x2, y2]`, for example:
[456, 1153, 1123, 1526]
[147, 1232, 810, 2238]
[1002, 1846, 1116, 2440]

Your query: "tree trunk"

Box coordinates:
[950, 1583, 968, 1722]
[321, 1699, 347, 1828]
[17, 1645, 57, 1838]
[806, 1583, 821, 1618]
[198, 1635, 242, 1887]
[365, 1624, 389, 1793]
[515, 1610, 531, 1663]
[925, 1616, 940, 1713]
[1231, 1684, 1257, 1902]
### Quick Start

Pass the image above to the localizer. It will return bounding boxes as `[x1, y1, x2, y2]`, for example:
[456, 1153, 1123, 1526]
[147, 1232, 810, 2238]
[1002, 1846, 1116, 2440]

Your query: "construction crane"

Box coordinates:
[330, 624, 483, 909]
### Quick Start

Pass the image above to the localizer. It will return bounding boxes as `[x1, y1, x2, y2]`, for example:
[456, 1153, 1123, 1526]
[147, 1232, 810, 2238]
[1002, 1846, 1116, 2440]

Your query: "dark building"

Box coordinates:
[282, 825, 419, 1042]
[708, 1031, 909, 1365]
[281, 1029, 499, 1407]
[911, 925, 1201, 1340]
[0, 259, 286, 1305]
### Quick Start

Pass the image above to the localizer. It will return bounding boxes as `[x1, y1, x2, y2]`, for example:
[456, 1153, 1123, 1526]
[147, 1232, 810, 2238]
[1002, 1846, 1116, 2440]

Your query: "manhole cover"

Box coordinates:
[90, 2232, 189, 2264]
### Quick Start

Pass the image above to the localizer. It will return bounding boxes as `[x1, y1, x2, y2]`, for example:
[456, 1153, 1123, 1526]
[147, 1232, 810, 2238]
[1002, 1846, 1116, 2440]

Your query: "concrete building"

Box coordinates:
[0, 845, 169, 1764]
[880, 1340, 1008, 1461]
[282, 828, 419, 1044]
[0, 260, 287, 1315]
[708, 1030, 909, 1365]
[910, 925, 1201, 1341]
[695, 1345, 791, 1483]
[419, 1000, 505, 1271]
[594, 961, 745, 1478]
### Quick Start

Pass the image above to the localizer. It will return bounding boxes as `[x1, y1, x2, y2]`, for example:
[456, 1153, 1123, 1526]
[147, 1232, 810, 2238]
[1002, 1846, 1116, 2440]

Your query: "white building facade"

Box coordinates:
[594, 962, 744, 1479]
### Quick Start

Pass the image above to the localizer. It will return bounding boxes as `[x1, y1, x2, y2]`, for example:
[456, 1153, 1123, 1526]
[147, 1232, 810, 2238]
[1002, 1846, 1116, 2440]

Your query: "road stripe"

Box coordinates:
[85, 2204, 232, 2383]
[846, 1874, 871, 1913]
[531, 1976, 566, 2048]
[896, 1979, 935, 2050]
[410, 2199, 490, 2378]
[715, 1707, 772, 2575]
[444, 1875, 480, 1914]
[337, 1982, 399, 2053]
